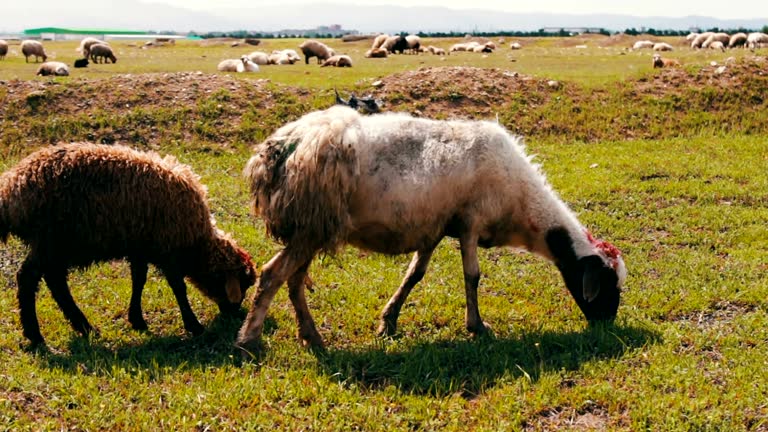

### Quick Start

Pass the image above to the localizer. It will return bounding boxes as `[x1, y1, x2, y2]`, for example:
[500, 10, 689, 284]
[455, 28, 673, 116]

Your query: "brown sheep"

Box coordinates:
[36, 61, 70, 77]
[89, 43, 117, 64]
[236, 106, 626, 352]
[21, 40, 47, 63]
[364, 48, 388, 58]
[652, 54, 681, 68]
[298, 39, 335, 65]
[0, 143, 257, 347]
[78, 37, 106, 58]
[320, 54, 352, 67]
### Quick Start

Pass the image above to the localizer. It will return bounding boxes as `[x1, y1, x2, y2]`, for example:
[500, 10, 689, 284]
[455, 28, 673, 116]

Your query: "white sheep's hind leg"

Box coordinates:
[377, 247, 436, 337]
[460, 232, 491, 337]
[237, 247, 315, 354]
[286, 260, 323, 349]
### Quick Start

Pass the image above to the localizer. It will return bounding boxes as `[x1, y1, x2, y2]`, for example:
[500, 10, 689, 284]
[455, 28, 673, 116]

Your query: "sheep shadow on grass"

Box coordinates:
[34, 314, 280, 374]
[314, 322, 660, 398]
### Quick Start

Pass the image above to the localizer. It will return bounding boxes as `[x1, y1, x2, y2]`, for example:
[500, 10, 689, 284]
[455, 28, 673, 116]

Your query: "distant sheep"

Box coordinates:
[472, 43, 494, 53]
[653, 54, 680, 68]
[0, 40, 7, 60]
[371, 34, 389, 50]
[691, 32, 713, 49]
[89, 43, 117, 64]
[509, 42, 522, 50]
[632, 40, 654, 50]
[652, 42, 673, 52]
[21, 40, 47, 63]
[0, 143, 256, 346]
[383, 35, 409, 54]
[218, 55, 259, 72]
[78, 37, 106, 58]
[728, 33, 748, 48]
[709, 41, 725, 52]
[74, 58, 89, 68]
[450, 41, 482, 52]
[247, 51, 270, 65]
[364, 48, 388, 58]
[36, 61, 70, 76]
[321, 54, 352, 67]
[685, 32, 699, 41]
[426, 45, 446, 56]
[235, 106, 626, 351]
[405, 34, 421, 54]
[747, 32, 768, 49]
[268, 49, 300, 65]
[299, 39, 336, 64]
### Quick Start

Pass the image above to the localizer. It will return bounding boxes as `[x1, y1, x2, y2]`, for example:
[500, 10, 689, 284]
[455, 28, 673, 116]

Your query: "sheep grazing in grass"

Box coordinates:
[21, 40, 47, 63]
[652, 54, 680, 68]
[0, 40, 8, 60]
[653, 42, 673, 52]
[235, 106, 626, 351]
[371, 34, 389, 50]
[89, 43, 117, 64]
[36, 61, 70, 76]
[299, 39, 336, 64]
[509, 42, 523, 50]
[320, 54, 352, 67]
[728, 33, 748, 48]
[78, 37, 106, 58]
[702, 32, 730, 49]
[709, 41, 726, 52]
[405, 34, 421, 54]
[747, 32, 768, 49]
[364, 48, 388, 58]
[383, 35, 409, 54]
[0, 143, 257, 347]
[691, 32, 713, 49]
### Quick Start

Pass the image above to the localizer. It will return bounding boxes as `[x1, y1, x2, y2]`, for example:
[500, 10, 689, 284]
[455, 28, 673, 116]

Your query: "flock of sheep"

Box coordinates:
[631, 31, 768, 68]
[0, 36, 118, 76]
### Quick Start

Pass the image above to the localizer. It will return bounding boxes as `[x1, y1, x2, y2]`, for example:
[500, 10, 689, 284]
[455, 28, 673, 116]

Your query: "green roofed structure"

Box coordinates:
[22, 27, 190, 41]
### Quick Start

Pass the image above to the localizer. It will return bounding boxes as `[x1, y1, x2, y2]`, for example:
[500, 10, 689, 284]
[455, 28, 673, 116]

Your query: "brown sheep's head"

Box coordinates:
[189, 238, 257, 314]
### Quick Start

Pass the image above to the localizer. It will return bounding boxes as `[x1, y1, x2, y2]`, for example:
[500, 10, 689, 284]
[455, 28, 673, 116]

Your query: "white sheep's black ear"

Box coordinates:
[582, 257, 604, 303]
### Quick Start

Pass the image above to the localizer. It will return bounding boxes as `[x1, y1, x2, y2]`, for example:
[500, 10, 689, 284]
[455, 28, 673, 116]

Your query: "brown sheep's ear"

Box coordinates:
[582, 259, 603, 303]
[226, 276, 243, 304]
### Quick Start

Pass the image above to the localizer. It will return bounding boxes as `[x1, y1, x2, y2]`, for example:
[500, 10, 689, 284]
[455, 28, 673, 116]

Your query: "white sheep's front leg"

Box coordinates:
[460, 232, 491, 337]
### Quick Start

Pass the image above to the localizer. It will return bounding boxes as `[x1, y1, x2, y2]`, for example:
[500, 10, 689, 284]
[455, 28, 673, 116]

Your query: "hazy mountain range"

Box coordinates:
[3, 1, 766, 34]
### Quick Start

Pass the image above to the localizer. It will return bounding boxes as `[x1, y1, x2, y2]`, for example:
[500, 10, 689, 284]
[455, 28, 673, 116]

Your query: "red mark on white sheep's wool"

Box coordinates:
[585, 230, 622, 269]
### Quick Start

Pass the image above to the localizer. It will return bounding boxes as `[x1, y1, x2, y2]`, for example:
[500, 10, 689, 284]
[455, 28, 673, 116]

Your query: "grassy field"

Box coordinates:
[1, 35, 768, 430]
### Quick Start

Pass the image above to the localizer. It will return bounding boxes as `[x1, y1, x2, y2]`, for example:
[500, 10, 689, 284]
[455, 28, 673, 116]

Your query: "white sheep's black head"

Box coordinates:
[546, 228, 625, 322]
[335, 89, 382, 114]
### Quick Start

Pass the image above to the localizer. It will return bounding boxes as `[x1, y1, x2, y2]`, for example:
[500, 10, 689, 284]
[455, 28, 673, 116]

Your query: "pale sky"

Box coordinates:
[164, 0, 767, 21]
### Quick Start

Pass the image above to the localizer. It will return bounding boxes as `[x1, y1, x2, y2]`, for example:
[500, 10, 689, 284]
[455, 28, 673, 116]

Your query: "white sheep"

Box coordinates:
[747, 32, 768, 49]
[298, 39, 336, 64]
[509, 42, 523, 50]
[0, 40, 8, 60]
[685, 32, 699, 41]
[405, 34, 421, 54]
[36, 61, 70, 76]
[426, 45, 446, 56]
[632, 40, 654, 50]
[247, 51, 270, 65]
[691, 32, 714, 49]
[21, 40, 47, 63]
[371, 34, 389, 50]
[268, 49, 300, 65]
[217, 55, 259, 72]
[709, 41, 726, 52]
[702, 32, 729, 49]
[236, 106, 626, 351]
[364, 48, 388, 58]
[652, 42, 673, 52]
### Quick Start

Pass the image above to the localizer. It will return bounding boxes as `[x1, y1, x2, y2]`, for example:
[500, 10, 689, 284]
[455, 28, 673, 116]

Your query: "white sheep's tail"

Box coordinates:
[244, 106, 361, 254]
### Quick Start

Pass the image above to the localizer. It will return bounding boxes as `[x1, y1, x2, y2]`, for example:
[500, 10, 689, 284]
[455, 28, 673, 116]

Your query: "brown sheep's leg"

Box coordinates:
[164, 272, 205, 336]
[377, 247, 436, 337]
[460, 232, 491, 337]
[236, 247, 314, 353]
[44, 267, 95, 337]
[128, 260, 149, 331]
[286, 261, 324, 348]
[17, 253, 44, 345]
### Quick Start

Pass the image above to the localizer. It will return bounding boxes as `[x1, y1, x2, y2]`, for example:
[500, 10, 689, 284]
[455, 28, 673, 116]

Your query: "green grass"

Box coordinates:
[1, 36, 768, 430]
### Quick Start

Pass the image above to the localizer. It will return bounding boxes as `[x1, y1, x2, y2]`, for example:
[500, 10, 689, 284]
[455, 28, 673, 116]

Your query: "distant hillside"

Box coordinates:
[3, 1, 766, 34]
